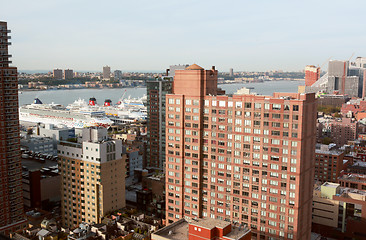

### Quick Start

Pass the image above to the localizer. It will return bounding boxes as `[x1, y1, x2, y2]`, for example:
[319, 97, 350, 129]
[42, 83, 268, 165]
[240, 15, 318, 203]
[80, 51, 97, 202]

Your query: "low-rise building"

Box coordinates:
[152, 218, 251, 240]
[338, 172, 366, 190]
[312, 182, 366, 239]
[21, 135, 56, 156]
[315, 144, 347, 182]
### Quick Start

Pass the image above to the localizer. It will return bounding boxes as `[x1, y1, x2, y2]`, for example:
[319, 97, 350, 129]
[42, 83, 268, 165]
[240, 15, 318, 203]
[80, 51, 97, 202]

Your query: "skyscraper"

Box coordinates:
[58, 128, 126, 228]
[229, 68, 234, 77]
[304, 65, 320, 86]
[165, 64, 317, 240]
[64, 69, 73, 79]
[0, 21, 26, 235]
[103, 66, 111, 80]
[53, 68, 63, 79]
[146, 76, 173, 169]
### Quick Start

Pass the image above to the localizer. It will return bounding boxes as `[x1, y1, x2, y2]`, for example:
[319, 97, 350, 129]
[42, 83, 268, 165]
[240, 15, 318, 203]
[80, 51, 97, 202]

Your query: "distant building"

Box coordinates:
[58, 128, 126, 228]
[64, 69, 73, 79]
[152, 218, 251, 240]
[305, 65, 320, 86]
[229, 68, 234, 76]
[305, 58, 366, 97]
[0, 21, 27, 235]
[329, 118, 358, 146]
[103, 66, 111, 80]
[146, 76, 173, 169]
[114, 70, 123, 80]
[53, 69, 63, 80]
[166, 64, 189, 77]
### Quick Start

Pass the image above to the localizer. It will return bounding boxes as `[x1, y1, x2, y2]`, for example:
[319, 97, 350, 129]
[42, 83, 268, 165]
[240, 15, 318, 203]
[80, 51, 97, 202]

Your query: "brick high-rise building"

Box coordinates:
[146, 76, 173, 169]
[58, 128, 126, 228]
[165, 64, 317, 240]
[305, 65, 320, 86]
[64, 69, 73, 79]
[0, 21, 27, 235]
[53, 69, 63, 79]
[103, 66, 111, 80]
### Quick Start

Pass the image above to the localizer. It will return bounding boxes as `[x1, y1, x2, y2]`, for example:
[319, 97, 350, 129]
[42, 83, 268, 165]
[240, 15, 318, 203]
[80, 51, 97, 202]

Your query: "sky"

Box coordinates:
[2, 0, 366, 72]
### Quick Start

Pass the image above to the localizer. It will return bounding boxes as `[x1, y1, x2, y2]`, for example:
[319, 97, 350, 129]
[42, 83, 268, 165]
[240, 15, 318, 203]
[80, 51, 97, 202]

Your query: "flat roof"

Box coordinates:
[322, 182, 340, 188]
[22, 158, 57, 171]
[190, 218, 230, 229]
[153, 219, 188, 240]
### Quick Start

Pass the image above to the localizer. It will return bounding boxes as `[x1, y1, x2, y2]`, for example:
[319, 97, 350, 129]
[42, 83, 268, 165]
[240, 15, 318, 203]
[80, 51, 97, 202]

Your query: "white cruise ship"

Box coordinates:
[67, 97, 147, 124]
[19, 98, 113, 128]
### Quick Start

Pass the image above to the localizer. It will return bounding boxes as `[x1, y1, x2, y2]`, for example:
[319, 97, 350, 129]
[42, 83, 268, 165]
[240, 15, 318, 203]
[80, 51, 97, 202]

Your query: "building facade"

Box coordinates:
[146, 77, 173, 169]
[103, 66, 111, 80]
[312, 182, 366, 239]
[304, 65, 320, 86]
[329, 118, 358, 147]
[53, 69, 63, 79]
[0, 21, 27, 235]
[314, 144, 346, 183]
[58, 128, 126, 228]
[165, 64, 317, 240]
[64, 69, 73, 79]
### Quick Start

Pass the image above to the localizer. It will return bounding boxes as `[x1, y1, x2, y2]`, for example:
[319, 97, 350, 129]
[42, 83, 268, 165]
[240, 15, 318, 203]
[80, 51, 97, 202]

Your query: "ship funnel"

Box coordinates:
[104, 99, 112, 106]
[89, 97, 97, 106]
[33, 98, 43, 104]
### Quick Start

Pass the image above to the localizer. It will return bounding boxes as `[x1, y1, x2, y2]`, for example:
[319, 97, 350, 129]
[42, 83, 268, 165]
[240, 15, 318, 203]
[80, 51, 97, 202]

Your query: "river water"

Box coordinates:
[19, 80, 304, 106]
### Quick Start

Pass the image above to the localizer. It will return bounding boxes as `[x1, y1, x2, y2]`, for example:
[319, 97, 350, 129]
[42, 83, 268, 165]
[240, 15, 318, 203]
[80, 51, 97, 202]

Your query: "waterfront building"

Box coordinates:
[304, 65, 320, 86]
[0, 21, 27, 235]
[229, 68, 234, 77]
[152, 218, 251, 240]
[64, 69, 73, 79]
[114, 70, 123, 80]
[58, 127, 126, 228]
[165, 64, 317, 239]
[146, 76, 173, 169]
[304, 58, 366, 97]
[53, 69, 63, 80]
[103, 66, 111, 80]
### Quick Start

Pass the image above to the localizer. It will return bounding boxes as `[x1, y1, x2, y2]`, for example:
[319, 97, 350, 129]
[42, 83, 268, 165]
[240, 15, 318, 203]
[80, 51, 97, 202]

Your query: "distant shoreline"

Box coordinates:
[19, 79, 304, 92]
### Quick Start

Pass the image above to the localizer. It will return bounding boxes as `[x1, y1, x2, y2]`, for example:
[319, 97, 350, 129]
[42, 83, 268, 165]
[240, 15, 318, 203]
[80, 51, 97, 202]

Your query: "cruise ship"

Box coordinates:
[68, 97, 147, 124]
[19, 98, 113, 128]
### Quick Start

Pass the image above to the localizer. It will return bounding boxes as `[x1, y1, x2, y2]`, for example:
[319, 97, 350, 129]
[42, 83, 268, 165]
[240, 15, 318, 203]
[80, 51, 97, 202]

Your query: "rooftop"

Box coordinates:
[185, 64, 204, 70]
[339, 173, 366, 183]
[153, 218, 250, 240]
[153, 219, 188, 240]
[323, 182, 340, 188]
[190, 218, 230, 229]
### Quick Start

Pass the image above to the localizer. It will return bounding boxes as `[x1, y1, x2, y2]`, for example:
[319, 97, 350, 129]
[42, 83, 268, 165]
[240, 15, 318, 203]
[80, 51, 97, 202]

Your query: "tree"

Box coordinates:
[321, 137, 333, 145]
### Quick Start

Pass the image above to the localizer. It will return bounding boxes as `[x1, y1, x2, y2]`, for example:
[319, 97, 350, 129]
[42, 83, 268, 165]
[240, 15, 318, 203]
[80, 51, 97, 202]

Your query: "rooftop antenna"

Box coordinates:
[348, 52, 355, 62]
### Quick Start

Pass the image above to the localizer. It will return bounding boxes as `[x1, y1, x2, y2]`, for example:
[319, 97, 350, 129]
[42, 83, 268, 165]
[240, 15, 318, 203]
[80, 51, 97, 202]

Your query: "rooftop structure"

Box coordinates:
[312, 181, 366, 239]
[152, 218, 251, 240]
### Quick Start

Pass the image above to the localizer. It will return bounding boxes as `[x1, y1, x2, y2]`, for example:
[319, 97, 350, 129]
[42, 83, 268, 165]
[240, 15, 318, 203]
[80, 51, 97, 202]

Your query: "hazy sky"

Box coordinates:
[2, 0, 366, 72]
